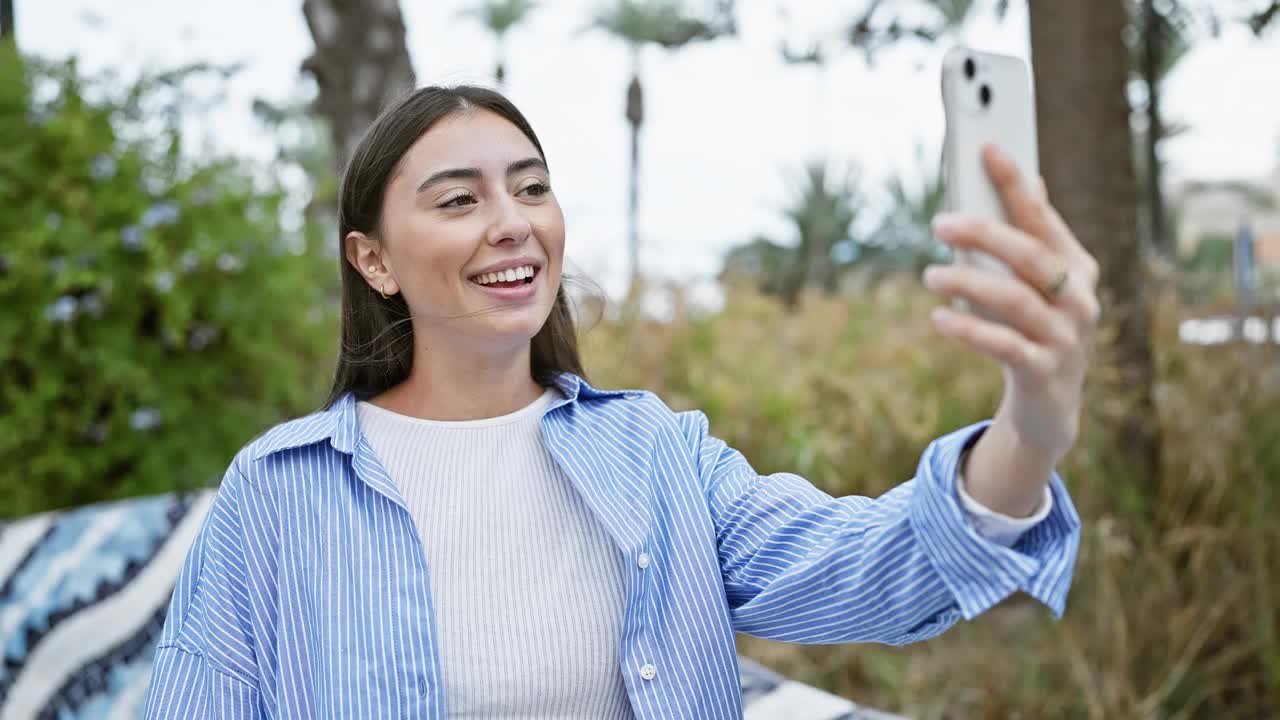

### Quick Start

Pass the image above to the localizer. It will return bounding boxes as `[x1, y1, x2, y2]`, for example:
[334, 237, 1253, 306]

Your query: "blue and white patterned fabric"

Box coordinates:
[0, 492, 214, 720]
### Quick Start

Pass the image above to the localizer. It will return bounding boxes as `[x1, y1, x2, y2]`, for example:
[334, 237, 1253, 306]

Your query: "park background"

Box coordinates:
[3, 0, 1280, 716]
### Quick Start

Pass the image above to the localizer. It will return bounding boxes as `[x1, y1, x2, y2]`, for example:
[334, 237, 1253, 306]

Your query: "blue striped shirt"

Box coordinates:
[143, 374, 1080, 718]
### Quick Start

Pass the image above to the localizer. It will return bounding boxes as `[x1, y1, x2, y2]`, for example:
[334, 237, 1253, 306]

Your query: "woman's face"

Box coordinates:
[351, 109, 565, 358]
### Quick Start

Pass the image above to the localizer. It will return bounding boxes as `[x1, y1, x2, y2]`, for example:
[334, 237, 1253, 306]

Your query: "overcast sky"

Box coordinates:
[20, 1, 1280, 295]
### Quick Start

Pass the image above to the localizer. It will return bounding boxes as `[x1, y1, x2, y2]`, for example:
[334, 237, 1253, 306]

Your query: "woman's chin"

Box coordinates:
[469, 312, 551, 350]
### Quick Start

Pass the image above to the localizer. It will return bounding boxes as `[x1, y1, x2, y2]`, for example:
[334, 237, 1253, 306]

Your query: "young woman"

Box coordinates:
[144, 85, 1098, 719]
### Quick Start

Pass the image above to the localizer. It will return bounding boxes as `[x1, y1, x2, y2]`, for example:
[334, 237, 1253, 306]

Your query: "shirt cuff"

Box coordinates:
[956, 474, 1054, 547]
[908, 420, 1082, 620]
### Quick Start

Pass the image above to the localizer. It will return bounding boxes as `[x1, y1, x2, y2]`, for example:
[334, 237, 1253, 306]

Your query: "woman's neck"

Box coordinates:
[370, 343, 545, 422]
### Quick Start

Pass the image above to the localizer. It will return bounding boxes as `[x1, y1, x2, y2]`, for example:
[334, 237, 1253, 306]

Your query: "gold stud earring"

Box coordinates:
[368, 266, 376, 274]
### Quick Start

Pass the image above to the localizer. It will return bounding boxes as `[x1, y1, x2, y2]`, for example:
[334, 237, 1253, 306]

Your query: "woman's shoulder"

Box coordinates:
[228, 395, 354, 477]
[562, 376, 711, 445]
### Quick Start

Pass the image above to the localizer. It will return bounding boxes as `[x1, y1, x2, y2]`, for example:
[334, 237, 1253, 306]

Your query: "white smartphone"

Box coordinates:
[940, 47, 1039, 286]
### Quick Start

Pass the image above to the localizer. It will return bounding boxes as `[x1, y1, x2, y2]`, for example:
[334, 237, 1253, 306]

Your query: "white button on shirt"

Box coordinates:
[637, 552, 650, 569]
[639, 664, 657, 681]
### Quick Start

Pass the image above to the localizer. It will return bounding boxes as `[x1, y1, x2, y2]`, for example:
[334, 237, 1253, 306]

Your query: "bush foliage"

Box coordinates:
[0, 49, 338, 516]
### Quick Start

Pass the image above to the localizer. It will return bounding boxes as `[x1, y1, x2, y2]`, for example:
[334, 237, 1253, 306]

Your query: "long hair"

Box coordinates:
[324, 86, 586, 409]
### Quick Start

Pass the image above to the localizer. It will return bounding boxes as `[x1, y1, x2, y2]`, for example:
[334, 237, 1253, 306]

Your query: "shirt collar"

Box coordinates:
[250, 372, 630, 461]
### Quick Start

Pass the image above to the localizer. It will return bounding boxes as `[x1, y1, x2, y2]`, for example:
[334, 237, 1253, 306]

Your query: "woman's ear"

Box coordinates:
[345, 231, 400, 296]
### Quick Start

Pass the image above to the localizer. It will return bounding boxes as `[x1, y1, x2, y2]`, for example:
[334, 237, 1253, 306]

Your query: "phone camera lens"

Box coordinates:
[979, 84, 992, 107]
[963, 58, 976, 79]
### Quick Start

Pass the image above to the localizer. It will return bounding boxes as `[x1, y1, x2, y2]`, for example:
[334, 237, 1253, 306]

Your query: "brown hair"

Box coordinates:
[324, 86, 586, 408]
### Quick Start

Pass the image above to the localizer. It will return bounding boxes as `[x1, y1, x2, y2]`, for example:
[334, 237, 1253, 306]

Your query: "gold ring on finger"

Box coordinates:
[1041, 261, 1069, 301]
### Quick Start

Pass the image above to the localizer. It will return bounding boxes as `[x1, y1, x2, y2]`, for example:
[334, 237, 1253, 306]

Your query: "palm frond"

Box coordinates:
[924, 0, 980, 30]
[587, 0, 716, 48]
[459, 0, 539, 36]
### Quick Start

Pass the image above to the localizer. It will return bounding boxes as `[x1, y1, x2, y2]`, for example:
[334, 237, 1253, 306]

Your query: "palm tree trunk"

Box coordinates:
[1142, 0, 1168, 257]
[0, 0, 14, 41]
[495, 36, 507, 87]
[627, 113, 641, 289]
[625, 49, 644, 292]
[812, 61, 827, 161]
[302, 0, 416, 172]
[1029, 0, 1162, 505]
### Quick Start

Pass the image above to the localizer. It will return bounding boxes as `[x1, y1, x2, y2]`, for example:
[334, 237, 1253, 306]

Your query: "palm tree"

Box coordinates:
[461, 0, 539, 87]
[588, 0, 732, 291]
[783, 164, 862, 305]
[1029, 0, 1161, 500]
[302, 0, 416, 171]
[719, 163, 862, 308]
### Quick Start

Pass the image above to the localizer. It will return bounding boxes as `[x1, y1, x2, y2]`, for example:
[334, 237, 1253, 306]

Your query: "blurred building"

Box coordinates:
[1173, 163, 1280, 267]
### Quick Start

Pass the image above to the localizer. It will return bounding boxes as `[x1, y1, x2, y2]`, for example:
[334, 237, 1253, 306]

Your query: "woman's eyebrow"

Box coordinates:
[417, 167, 480, 193]
[507, 157, 548, 176]
[416, 158, 548, 194]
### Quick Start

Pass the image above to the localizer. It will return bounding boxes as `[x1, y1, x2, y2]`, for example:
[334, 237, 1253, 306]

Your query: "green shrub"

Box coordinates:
[0, 48, 338, 517]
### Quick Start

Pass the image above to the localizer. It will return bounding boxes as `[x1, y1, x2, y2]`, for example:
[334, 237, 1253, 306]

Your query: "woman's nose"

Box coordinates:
[487, 196, 533, 246]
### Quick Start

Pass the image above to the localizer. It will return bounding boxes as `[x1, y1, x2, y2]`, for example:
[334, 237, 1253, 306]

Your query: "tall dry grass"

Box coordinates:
[581, 279, 1280, 719]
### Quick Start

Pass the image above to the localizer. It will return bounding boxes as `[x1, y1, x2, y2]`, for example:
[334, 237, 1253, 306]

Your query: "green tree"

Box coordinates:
[461, 0, 540, 87]
[0, 49, 339, 516]
[588, 0, 734, 290]
[720, 163, 863, 308]
[782, 164, 862, 304]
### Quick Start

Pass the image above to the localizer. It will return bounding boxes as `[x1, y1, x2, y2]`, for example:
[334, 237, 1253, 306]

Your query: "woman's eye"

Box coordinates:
[440, 192, 476, 208]
[520, 182, 550, 197]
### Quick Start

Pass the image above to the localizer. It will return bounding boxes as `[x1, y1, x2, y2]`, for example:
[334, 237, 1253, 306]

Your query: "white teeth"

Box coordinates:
[473, 265, 536, 285]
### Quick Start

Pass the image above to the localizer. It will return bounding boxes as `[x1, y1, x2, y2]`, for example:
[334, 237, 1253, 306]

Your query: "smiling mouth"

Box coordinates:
[468, 264, 538, 289]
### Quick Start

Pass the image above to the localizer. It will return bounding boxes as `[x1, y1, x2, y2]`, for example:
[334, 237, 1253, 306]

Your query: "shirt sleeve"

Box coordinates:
[679, 413, 1080, 647]
[957, 471, 1054, 547]
[143, 459, 264, 719]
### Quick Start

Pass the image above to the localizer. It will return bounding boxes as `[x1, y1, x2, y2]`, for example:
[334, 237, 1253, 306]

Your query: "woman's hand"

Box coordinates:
[921, 145, 1101, 517]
